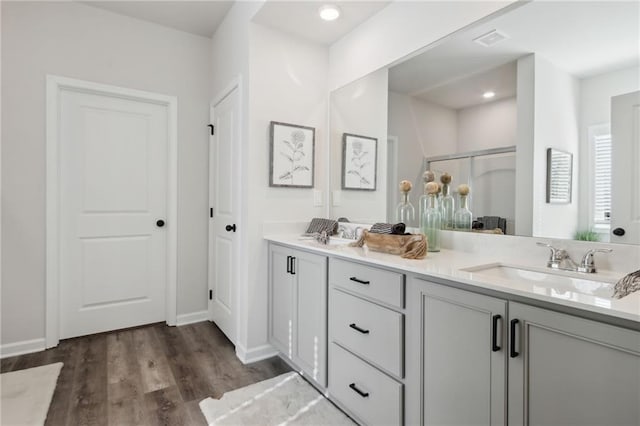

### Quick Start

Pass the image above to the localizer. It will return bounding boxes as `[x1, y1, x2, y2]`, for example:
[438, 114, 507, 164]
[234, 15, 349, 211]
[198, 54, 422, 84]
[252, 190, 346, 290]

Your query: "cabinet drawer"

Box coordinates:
[329, 343, 402, 426]
[330, 289, 403, 377]
[329, 258, 404, 308]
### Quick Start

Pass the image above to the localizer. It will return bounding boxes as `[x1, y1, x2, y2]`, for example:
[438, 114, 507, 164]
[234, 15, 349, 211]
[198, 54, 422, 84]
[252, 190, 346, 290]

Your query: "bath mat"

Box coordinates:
[1, 362, 63, 426]
[199, 372, 354, 425]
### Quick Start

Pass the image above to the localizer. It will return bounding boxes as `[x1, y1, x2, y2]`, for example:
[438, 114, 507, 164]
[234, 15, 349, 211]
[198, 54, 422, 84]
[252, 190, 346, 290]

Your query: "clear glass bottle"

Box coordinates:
[440, 178, 455, 230]
[418, 175, 431, 230]
[454, 184, 472, 231]
[396, 180, 415, 224]
[422, 189, 441, 252]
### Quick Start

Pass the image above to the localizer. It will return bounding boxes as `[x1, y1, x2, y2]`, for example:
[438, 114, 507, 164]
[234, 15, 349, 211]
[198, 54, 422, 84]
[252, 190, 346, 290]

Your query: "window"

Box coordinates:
[590, 124, 611, 226]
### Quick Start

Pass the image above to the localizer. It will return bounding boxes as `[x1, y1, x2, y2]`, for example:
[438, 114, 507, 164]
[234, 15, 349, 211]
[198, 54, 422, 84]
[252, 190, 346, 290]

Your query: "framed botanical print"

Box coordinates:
[342, 133, 377, 191]
[269, 121, 315, 188]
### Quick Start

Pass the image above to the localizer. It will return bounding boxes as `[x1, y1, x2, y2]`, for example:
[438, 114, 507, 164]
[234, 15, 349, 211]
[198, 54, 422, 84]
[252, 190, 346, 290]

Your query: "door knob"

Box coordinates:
[156, 219, 165, 228]
[612, 227, 625, 236]
[225, 224, 236, 232]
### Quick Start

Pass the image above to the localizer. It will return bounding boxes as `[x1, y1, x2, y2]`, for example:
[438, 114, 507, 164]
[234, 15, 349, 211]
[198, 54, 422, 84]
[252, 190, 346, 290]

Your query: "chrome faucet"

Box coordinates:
[537, 242, 612, 273]
[536, 242, 578, 271]
[577, 248, 612, 273]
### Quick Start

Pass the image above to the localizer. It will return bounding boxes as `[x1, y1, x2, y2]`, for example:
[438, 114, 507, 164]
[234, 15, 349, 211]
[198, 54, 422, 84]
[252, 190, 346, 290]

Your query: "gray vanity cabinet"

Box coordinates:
[406, 278, 508, 426]
[508, 302, 640, 426]
[268, 244, 328, 387]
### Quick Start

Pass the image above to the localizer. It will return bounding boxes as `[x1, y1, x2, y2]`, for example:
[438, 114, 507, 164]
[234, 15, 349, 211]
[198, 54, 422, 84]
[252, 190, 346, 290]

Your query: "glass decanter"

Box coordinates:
[454, 184, 472, 231]
[418, 171, 435, 230]
[421, 182, 441, 252]
[440, 172, 455, 230]
[396, 180, 415, 224]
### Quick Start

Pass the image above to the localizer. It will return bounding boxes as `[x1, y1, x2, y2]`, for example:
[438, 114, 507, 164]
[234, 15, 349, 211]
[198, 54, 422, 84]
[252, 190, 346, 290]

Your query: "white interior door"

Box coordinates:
[208, 85, 240, 343]
[59, 87, 169, 339]
[611, 91, 640, 244]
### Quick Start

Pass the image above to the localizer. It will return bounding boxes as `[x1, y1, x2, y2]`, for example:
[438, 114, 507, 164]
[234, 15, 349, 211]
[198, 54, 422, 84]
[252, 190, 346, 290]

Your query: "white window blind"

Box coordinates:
[592, 130, 611, 225]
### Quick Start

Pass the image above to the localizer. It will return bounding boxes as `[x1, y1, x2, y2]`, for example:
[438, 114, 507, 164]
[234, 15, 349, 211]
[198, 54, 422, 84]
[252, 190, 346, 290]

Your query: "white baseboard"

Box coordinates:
[176, 310, 209, 326]
[1, 338, 46, 359]
[235, 342, 278, 364]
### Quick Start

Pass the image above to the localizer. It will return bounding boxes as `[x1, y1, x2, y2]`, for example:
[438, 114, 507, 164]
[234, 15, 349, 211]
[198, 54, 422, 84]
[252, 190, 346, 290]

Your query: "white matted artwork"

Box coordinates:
[342, 133, 377, 191]
[269, 121, 315, 188]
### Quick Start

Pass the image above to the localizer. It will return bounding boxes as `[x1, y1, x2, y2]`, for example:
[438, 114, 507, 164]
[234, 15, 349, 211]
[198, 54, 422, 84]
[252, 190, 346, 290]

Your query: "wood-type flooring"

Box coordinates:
[0, 321, 291, 425]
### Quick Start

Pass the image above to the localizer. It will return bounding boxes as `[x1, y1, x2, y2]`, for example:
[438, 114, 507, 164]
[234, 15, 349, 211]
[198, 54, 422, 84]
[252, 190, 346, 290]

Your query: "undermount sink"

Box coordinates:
[328, 237, 354, 246]
[461, 263, 616, 298]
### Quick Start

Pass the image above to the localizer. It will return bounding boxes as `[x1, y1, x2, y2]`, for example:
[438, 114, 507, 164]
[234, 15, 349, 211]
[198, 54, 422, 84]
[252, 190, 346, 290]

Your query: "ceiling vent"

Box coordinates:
[473, 29, 509, 47]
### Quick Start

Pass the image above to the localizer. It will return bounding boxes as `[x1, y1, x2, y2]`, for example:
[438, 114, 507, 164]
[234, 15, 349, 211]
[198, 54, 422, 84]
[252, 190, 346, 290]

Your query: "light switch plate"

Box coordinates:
[313, 190, 323, 206]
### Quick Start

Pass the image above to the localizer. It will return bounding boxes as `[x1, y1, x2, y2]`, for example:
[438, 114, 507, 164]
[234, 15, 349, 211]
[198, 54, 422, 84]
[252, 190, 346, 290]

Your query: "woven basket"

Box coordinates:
[350, 230, 427, 259]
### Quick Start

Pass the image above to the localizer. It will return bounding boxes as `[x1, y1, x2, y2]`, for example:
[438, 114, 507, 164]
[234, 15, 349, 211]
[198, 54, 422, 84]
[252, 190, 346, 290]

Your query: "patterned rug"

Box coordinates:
[199, 372, 354, 425]
[1, 362, 63, 426]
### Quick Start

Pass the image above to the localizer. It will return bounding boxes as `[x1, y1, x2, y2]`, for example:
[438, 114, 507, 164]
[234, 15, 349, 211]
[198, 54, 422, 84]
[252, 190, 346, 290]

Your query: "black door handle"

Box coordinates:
[492, 314, 501, 352]
[225, 224, 236, 232]
[349, 383, 369, 398]
[613, 227, 625, 236]
[349, 277, 370, 285]
[349, 323, 370, 334]
[286, 256, 291, 274]
[510, 319, 520, 358]
[156, 219, 165, 227]
[290, 257, 296, 275]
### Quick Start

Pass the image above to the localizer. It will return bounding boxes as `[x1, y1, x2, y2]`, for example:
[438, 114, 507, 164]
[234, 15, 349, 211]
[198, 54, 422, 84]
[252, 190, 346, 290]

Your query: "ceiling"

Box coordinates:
[414, 61, 517, 110]
[390, 1, 639, 108]
[83, 0, 390, 44]
[253, 1, 391, 45]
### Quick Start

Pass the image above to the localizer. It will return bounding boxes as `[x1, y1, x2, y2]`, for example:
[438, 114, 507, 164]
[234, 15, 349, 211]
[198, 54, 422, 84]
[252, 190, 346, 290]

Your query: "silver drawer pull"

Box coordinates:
[349, 276, 370, 285]
[349, 383, 370, 398]
[349, 323, 370, 334]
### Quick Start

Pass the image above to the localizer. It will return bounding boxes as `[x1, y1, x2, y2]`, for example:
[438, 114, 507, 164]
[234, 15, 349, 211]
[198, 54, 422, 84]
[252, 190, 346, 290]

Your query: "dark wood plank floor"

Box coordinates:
[0, 322, 291, 426]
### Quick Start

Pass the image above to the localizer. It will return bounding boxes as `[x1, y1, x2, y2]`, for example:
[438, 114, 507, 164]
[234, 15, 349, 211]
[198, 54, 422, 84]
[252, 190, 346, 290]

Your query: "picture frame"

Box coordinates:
[269, 121, 315, 188]
[546, 148, 573, 204]
[342, 133, 378, 191]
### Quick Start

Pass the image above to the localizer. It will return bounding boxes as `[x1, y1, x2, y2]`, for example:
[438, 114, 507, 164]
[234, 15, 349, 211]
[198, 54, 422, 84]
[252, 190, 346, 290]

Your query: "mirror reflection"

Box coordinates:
[329, 0, 639, 244]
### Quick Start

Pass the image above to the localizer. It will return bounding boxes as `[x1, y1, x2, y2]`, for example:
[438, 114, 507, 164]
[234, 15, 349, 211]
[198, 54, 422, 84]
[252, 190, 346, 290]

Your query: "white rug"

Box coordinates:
[199, 372, 354, 425]
[1, 362, 63, 426]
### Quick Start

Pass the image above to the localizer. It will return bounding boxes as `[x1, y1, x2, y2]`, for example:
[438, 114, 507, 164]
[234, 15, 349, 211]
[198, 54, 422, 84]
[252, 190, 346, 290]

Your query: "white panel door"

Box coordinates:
[208, 87, 240, 343]
[59, 89, 168, 339]
[611, 91, 640, 244]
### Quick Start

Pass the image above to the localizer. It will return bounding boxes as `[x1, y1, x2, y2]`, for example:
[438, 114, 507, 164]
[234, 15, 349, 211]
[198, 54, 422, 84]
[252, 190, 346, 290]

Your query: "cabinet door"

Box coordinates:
[406, 278, 507, 426]
[268, 244, 294, 357]
[293, 249, 328, 387]
[508, 303, 640, 426]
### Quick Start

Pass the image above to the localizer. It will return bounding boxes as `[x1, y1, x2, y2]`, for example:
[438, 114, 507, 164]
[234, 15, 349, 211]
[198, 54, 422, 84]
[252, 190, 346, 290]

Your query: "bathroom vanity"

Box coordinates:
[266, 235, 640, 426]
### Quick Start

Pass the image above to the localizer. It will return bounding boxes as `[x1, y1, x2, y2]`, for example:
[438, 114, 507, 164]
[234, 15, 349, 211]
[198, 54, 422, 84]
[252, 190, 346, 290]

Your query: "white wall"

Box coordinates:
[245, 23, 329, 353]
[457, 97, 517, 152]
[578, 66, 640, 231]
[532, 55, 580, 240]
[330, 68, 388, 223]
[328, 1, 518, 91]
[388, 91, 457, 225]
[1, 2, 212, 346]
[209, 1, 262, 358]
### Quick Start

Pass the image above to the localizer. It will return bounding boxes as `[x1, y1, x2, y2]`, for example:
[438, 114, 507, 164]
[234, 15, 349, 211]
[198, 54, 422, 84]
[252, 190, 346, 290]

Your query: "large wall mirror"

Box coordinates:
[329, 0, 639, 245]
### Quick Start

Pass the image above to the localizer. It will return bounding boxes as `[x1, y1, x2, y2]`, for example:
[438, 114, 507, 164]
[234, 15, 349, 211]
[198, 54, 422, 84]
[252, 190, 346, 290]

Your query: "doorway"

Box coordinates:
[46, 76, 177, 347]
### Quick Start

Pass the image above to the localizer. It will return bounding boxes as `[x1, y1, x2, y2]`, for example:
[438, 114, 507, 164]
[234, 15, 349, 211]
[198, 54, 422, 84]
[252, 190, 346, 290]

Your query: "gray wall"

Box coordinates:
[1, 2, 211, 345]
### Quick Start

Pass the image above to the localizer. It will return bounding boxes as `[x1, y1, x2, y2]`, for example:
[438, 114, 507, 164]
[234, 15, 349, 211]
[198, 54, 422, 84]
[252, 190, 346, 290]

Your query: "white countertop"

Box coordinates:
[265, 234, 640, 325]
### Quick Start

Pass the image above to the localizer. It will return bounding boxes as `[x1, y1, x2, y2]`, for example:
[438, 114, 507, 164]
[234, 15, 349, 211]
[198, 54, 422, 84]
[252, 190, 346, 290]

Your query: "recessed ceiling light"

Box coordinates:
[319, 4, 341, 21]
[483, 91, 496, 99]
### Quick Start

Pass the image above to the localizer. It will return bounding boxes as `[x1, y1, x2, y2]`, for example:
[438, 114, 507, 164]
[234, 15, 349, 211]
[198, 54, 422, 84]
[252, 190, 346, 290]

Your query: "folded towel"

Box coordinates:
[612, 269, 640, 299]
[304, 218, 338, 236]
[370, 222, 406, 235]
